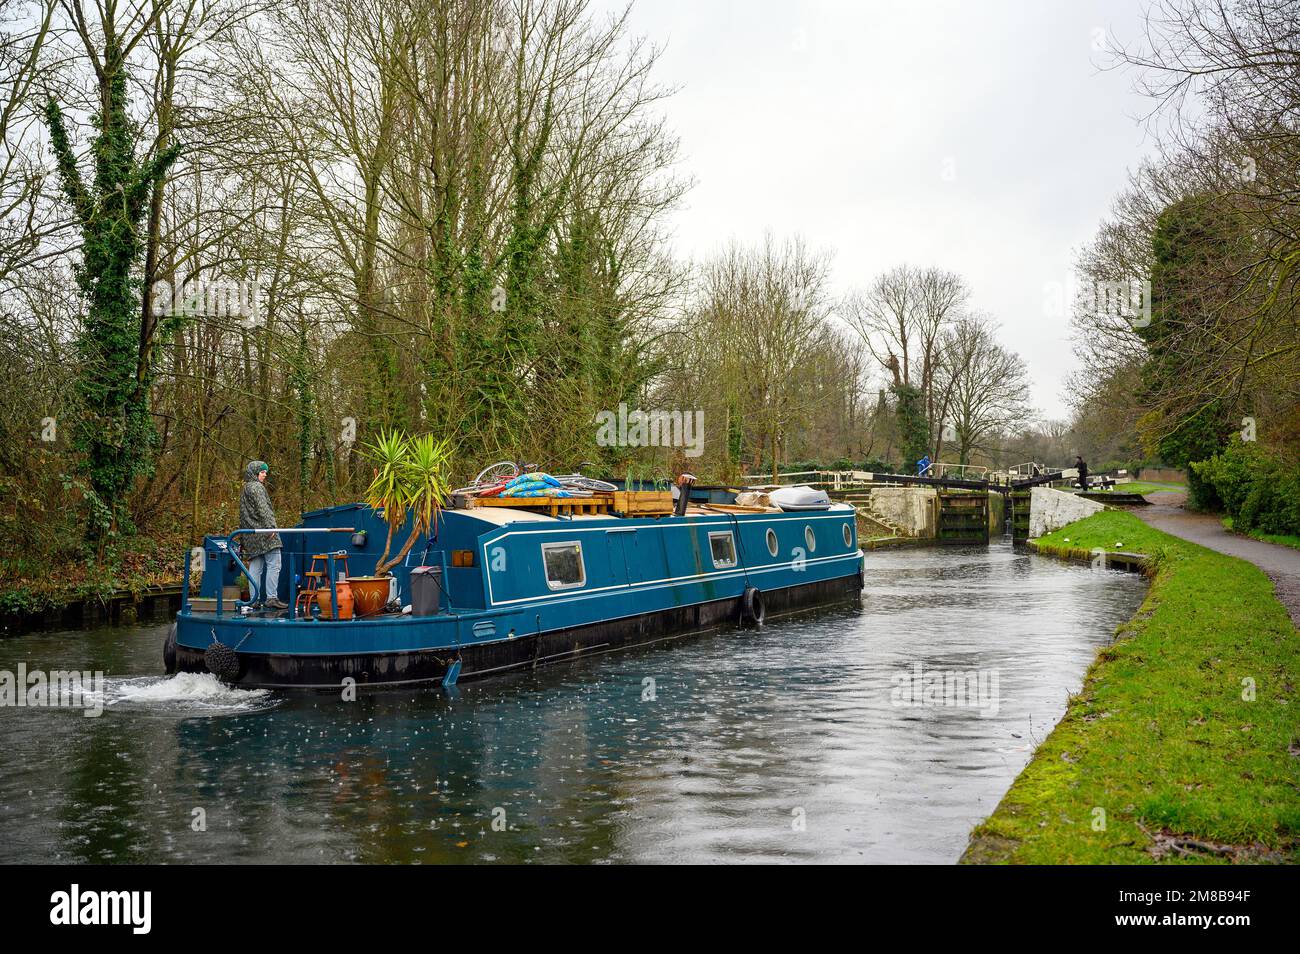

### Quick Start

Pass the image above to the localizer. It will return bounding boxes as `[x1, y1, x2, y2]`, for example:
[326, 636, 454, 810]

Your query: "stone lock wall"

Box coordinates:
[869, 487, 938, 538]
[1028, 487, 1105, 538]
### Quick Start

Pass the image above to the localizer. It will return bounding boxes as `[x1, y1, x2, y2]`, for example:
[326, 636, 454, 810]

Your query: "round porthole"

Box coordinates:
[766, 527, 778, 557]
[804, 525, 816, 552]
[842, 522, 852, 547]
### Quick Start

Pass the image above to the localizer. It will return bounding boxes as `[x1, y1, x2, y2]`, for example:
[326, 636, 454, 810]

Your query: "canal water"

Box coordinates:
[0, 541, 1144, 864]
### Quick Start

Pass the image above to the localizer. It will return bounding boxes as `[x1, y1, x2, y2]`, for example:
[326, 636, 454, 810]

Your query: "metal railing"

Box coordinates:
[739, 470, 874, 490]
[925, 462, 989, 480]
[188, 527, 354, 617]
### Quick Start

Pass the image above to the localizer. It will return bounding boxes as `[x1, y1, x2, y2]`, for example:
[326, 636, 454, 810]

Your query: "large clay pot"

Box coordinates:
[315, 580, 354, 620]
[346, 576, 391, 617]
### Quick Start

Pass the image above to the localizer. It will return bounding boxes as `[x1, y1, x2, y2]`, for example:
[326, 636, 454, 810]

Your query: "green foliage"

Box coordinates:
[1185, 466, 1221, 512]
[402, 434, 455, 538]
[291, 323, 314, 506]
[415, 202, 644, 473]
[43, 42, 180, 543]
[1193, 442, 1300, 535]
[1154, 400, 1229, 470]
[1190, 441, 1257, 512]
[891, 383, 929, 472]
[0, 510, 194, 619]
[1139, 199, 1240, 475]
[1223, 517, 1300, 551]
[360, 429, 413, 570]
[360, 430, 455, 574]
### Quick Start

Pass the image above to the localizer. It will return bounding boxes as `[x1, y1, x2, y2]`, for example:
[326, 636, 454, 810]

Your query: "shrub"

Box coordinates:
[1186, 466, 1222, 512]
[1191, 442, 1299, 535]
[1239, 463, 1300, 536]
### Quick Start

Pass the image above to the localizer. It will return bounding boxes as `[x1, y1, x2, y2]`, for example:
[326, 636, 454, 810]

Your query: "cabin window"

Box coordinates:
[842, 522, 853, 547]
[804, 525, 817, 553]
[766, 528, 778, 557]
[542, 542, 585, 590]
[709, 531, 737, 568]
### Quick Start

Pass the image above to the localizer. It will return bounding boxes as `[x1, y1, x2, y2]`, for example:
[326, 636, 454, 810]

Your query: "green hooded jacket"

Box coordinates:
[239, 460, 281, 558]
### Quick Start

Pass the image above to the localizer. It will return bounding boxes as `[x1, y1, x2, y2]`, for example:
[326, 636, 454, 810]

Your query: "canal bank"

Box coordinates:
[962, 511, 1300, 864]
[0, 525, 191, 635]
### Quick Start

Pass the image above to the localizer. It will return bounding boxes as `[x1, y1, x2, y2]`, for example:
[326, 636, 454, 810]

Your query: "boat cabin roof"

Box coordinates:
[453, 501, 853, 527]
[458, 506, 612, 525]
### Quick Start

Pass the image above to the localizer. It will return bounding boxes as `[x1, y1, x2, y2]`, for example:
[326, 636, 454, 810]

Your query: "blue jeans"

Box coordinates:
[248, 547, 282, 605]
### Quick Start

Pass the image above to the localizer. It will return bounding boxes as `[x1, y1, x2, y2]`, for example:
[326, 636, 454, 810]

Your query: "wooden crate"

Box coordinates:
[612, 490, 674, 516]
[471, 494, 615, 517]
[189, 586, 242, 613]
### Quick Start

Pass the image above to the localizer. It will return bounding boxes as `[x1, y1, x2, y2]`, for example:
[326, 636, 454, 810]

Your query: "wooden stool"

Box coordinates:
[295, 551, 350, 617]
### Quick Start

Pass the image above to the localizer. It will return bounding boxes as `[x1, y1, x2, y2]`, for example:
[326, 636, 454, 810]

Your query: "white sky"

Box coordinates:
[609, 0, 1159, 420]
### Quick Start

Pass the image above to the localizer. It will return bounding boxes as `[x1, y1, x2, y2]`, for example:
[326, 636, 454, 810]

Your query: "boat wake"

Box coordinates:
[95, 673, 277, 713]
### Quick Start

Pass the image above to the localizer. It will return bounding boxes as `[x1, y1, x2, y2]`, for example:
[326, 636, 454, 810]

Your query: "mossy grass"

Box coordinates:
[1222, 516, 1300, 552]
[963, 511, 1299, 864]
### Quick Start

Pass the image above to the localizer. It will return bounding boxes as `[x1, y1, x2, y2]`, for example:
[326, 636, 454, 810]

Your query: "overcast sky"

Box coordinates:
[607, 0, 1160, 421]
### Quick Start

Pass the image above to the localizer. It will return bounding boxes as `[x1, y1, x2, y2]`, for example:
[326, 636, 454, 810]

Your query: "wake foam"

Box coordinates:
[98, 673, 275, 712]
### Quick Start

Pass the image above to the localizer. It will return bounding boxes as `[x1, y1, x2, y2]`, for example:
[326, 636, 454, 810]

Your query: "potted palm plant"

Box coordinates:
[349, 431, 454, 616]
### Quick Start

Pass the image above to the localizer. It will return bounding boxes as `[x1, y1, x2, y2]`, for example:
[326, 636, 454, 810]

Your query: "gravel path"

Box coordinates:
[1135, 491, 1300, 629]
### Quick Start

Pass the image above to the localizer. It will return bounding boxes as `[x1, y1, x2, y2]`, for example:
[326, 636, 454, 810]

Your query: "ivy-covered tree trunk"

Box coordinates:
[1145, 198, 1238, 469]
[292, 317, 314, 511]
[45, 39, 179, 545]
[892, 383, 930, 473]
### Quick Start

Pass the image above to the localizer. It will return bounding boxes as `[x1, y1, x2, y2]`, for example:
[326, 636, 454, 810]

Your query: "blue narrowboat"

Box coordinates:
[167, 493, 865, 689]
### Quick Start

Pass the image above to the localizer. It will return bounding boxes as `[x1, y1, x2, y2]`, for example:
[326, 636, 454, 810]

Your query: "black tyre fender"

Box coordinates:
[163, 623, 177, 675]
[204, 641, 241, 683]
[740, 586, 765, 627]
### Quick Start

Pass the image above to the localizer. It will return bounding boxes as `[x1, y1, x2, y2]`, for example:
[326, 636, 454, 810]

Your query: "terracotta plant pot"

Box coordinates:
[315, 580, 354, 620]
[346, 576, 391, 617]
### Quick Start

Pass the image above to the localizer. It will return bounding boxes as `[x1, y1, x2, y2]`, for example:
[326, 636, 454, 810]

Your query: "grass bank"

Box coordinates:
[1223, 515, 1300, 552]
[963, 510, 1299, 864]
[1096, 480, 1186, 495]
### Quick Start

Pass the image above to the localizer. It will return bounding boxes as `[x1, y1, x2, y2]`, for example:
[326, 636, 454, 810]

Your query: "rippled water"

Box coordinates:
[0, 542, 1144, 864]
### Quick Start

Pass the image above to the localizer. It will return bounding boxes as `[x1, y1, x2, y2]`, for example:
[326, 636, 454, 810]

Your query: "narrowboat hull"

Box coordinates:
[171, 572, 862, 689]
[172, 500, 866, 690]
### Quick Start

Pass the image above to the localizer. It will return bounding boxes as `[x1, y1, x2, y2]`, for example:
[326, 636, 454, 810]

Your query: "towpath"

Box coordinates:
[1136, 491, 1300, 629]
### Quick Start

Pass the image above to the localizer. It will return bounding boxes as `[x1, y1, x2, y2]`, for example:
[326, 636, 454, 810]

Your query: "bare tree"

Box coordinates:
[1089, 0, 1300, 453]
[841, 264, 970, 459]
[0, 0, 56, 285]
[936, 313, 1035, 464]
